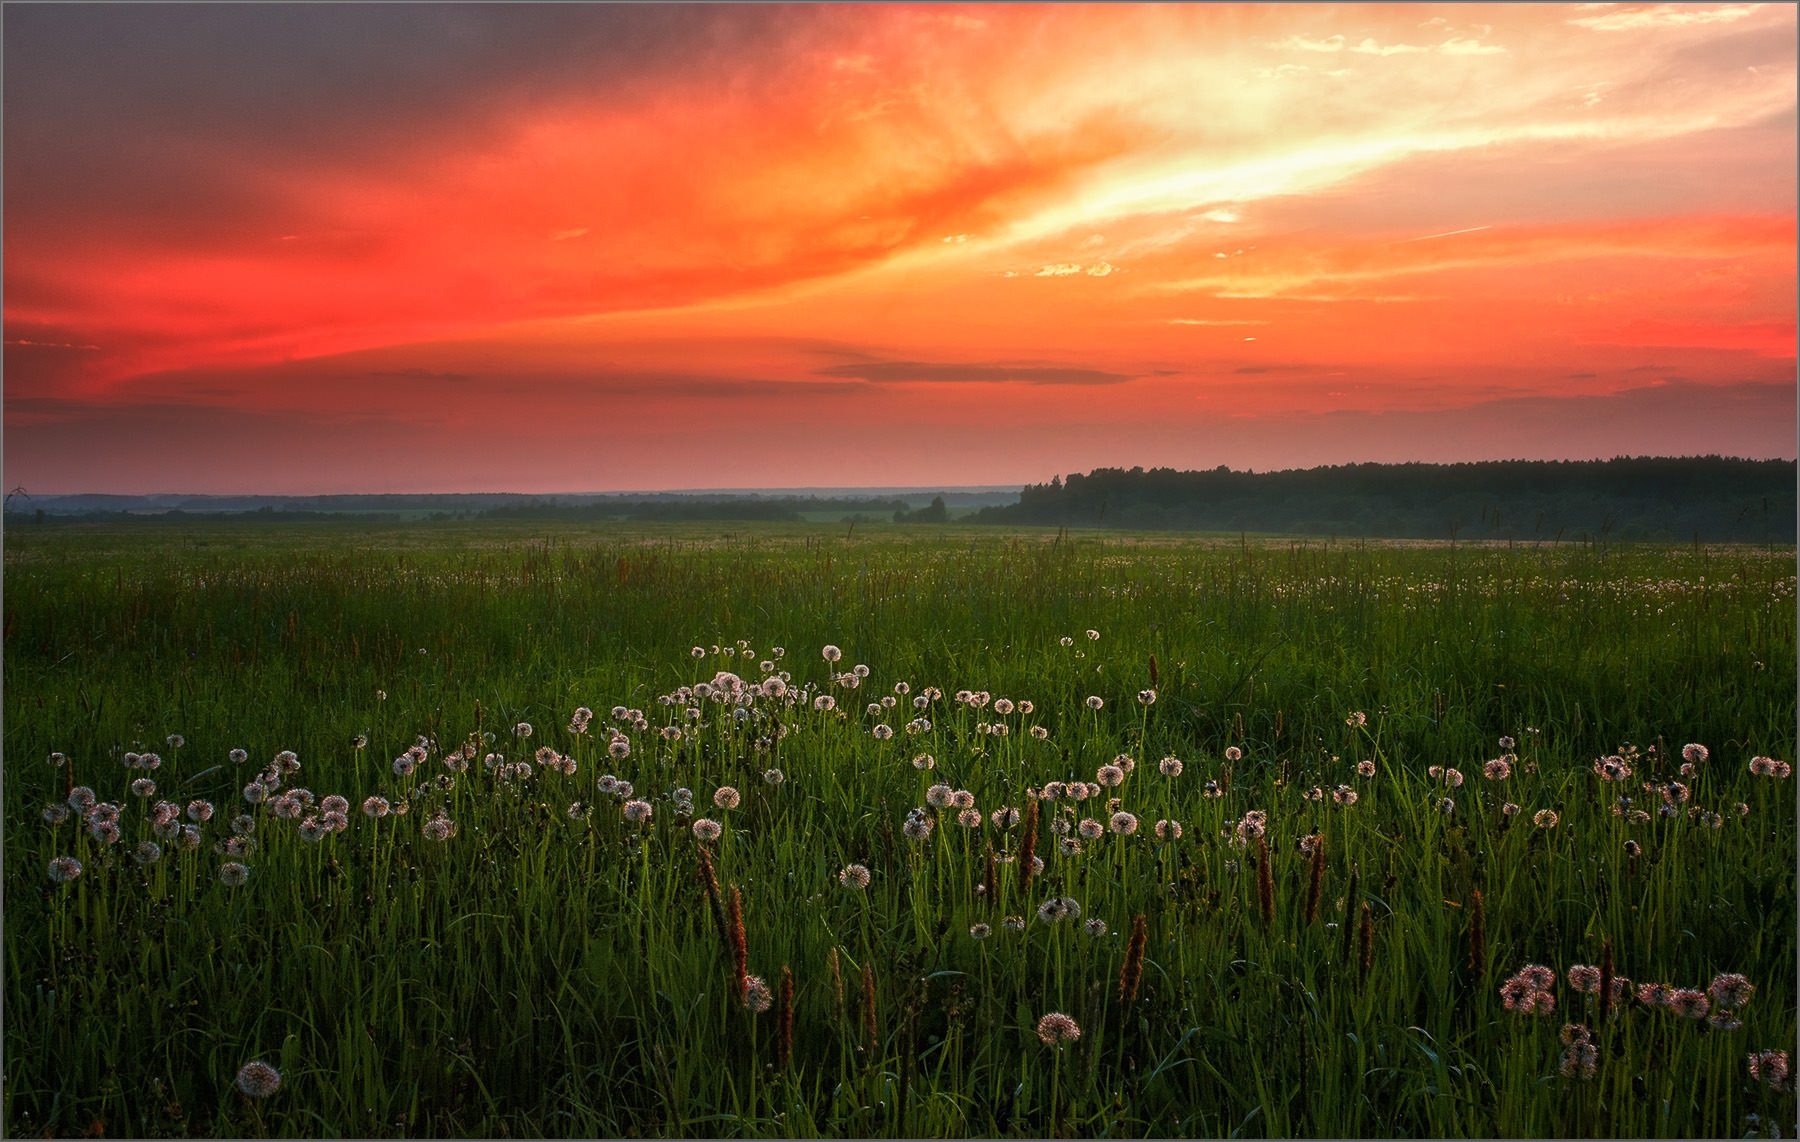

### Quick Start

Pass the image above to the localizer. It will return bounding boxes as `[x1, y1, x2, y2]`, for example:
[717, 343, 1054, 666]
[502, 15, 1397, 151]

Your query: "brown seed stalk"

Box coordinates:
[1467, 888, 1486, 976]
[777, 965, 795, 1069]
[983, 850, 999, 910]
[861, 964, 879, 1054]
[696, 845, 729, 948]
[1119, 913, 1149, 1004]
[1020, 799, 1040, 896]
[1598, 938, 1615, 1024]
[1148, 653, 1160, 689]
[728, 886, 749, 995]
[1255, 836, 1275, 928]
[1304, 838, 1325, 925]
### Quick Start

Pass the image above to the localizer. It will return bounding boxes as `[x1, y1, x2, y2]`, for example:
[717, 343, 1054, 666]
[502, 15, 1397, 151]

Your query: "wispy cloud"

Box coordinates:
[815, 359, 1136, 386]
[1270, 34, 1505, 56]
[1569, 4, 1765, 32]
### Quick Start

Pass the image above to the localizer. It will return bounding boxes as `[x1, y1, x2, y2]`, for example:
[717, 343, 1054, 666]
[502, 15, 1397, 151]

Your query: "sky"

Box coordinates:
[4, 2, 1796, 494]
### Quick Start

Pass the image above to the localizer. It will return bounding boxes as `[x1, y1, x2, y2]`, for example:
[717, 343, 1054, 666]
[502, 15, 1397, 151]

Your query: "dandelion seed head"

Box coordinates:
[219, 862, 250, 886]
[839, 863, 871, 890]
[234, 1061, 282, 1099]
[1036, 1012, 1081, 1045]
[1224, 746, 1243, 762]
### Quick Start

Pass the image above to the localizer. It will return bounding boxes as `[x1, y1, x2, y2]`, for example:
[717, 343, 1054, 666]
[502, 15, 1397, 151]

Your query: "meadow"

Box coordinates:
[3, 519, 1795, 1138]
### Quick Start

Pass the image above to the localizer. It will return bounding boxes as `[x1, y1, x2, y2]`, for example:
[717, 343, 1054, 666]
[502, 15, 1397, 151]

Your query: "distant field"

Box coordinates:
[4, 520, 1794, 1138]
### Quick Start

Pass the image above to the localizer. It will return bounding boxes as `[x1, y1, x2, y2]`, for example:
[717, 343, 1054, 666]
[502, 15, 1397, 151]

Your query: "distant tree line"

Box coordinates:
[970, 457, 1796, 542]
[476, 496, 912, 523]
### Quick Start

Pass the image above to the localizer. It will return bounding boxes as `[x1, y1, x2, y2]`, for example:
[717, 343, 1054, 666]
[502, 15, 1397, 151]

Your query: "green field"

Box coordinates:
[4, 521, 1795, 1138]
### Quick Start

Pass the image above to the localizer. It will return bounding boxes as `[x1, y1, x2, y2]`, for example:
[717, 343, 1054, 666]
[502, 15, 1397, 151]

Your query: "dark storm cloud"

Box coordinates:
[815, 360, 1138, 386]
[3, 4, 806, 238]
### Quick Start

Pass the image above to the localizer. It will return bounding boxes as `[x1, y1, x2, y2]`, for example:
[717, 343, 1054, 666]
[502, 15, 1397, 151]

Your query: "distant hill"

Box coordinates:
[970, 457, 1796, 543]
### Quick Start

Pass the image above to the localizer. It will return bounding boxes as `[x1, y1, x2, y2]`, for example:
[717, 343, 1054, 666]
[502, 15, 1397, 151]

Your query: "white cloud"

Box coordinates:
[1440, 37, 1508, 56]
[1270, 33, 1505, 57]
[1034, 263, 1084, 277]
[1085, 262, 1116, 277]
[1569, 4, 1763, 31]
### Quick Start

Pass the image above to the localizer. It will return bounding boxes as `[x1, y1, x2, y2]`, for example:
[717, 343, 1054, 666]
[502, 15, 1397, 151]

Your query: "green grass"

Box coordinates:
[4, 520, 1794, 1137]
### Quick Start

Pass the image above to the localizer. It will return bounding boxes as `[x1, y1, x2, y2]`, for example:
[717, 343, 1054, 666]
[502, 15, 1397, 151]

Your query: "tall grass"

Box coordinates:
[4, 520, 1794, 1137]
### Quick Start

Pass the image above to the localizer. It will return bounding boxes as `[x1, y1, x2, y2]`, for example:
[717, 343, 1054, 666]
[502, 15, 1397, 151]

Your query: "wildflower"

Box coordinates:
[1623, 839, 1641, 857]
[622, 799, 653, 824]
[1036, 1012, 1081, 1045]
[1708, 1010, 1743, 1032]
[48, 751, 67, 768]
[47, 856, 82, 883]
[132, 840, 163, 865]
[1483, 758, 1511, 781]
[762, 768, 785, 786]
[1058, 836, 1082, 856]
[1682, 743, 1708, 764]
[925, 783, 954, 808]
[1155, 819, 1183, 840]
[512, 722, 533, 739]
[274, 750, 300, 773]
[839, 864, 871, 890]
[714, 787, 741, 809]
[392, 754, 417, 778]
[744, 975, 774, 1013]
[1436, 798, 1456, 815]
[1085, 696, 1104, 710]
[1333, 785, 1359, 806]
[139, 752, 163, 770]
[297, 816, 328, 842]
[1346, 711, 1367, 728]
[1749, 756, 1793, 778]
[813, 694, 836, 712]
[1558, 1040, 1599, 1080]
[608, 737, 631, 761]
[1109, 811, 1139, 836]
[1668, 989, 1710, 1019]
[1037, 898, 1068, 924]
[869, 723, 894, 742]
[219, 862, 250, 887]
[902, 813, 934, 841]
[1060, 636, 1074, 647]
[1501, 802, 1520, 816]
[242, 782, 268, 805]
[1534, 809, 1559, 829]
[1443, 768, 1465, 788]
[234, 1061, 282, 1099]
[1002, 914, 1026, 931]
[1225, 746, 1243, 762]
[1357, 759, 1376, 777]
[956, 808, 982, 829]
[1748, 1049, 1791, 1091]
[1708, 973, 1755, 1009]
[67, 786, 97, 813]
[1636, 982, 1675, 1007]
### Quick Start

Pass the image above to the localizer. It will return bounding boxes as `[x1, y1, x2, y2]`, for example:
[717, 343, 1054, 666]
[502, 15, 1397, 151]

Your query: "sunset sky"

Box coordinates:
[5, 2, 1795, 494]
